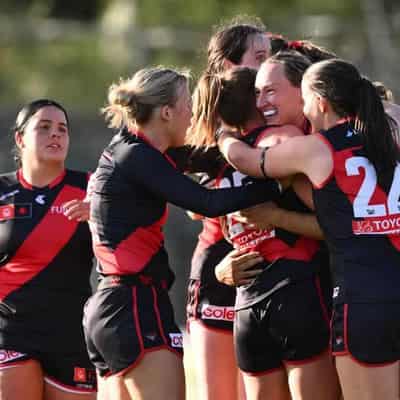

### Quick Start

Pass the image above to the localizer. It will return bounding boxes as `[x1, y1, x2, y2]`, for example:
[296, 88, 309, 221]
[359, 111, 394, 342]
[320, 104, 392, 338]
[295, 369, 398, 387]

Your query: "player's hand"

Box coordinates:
[63, 199, 90, 222]
[215, 248, 263, 286]
[234, 202, 280, 231]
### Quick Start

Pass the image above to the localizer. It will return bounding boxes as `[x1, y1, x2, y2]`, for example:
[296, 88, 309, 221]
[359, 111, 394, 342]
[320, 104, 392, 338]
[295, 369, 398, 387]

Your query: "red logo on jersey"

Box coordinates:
[18, 207, 28, 215]
[74, 367, 87, 383]
[352, 215, 400, 235]
[0, 205, 15, 221]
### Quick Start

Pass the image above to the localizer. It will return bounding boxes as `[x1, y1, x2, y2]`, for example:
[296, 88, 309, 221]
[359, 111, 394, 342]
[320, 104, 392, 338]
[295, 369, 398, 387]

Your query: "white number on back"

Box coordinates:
[345, 157, 400, 217]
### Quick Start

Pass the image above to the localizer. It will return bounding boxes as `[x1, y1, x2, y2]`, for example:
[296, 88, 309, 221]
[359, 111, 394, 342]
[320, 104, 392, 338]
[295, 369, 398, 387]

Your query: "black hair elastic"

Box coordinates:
[260, 147, 269, 179]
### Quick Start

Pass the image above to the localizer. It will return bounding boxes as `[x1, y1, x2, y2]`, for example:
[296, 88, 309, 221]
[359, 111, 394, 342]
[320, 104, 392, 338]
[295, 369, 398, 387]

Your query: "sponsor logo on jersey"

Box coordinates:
[201, 304, 235, 321]
[352, 215, 400, 235]
[0, 350, 27, 364]
[333, 286, 340, 298]
[50, 205, 66, 215]
[0, 205, 15, 221]
[169, 333, 183, 348]
[35, 194, 46, 205]
[0, 190, 19, 201]
[0, 204, 32, 221]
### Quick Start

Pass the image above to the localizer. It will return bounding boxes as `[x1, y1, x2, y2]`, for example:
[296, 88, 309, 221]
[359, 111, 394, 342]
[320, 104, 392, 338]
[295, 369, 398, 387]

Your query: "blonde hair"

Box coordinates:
[102, 66, 190, 130]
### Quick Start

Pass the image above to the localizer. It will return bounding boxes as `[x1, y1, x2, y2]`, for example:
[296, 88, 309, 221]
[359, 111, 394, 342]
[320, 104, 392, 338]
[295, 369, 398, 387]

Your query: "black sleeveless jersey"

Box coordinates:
[89, 129, 281, 281]
[217, 126, 320, 263]
[0, 169, 93, 314]
[215, 126, 320, 309]
[313, 121, 400, 303]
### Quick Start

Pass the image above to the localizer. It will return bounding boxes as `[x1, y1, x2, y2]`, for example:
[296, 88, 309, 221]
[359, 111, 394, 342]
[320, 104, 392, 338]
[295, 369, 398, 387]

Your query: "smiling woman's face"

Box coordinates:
[16, 106, 69, 166]
[255, 61, 304, 127]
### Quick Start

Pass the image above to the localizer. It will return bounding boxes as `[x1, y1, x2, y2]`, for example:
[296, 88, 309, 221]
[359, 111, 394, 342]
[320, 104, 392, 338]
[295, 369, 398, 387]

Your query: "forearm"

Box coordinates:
[129, 145, 282, 218]
[273, 208, 324, 240]
[219, 135, 264, 178]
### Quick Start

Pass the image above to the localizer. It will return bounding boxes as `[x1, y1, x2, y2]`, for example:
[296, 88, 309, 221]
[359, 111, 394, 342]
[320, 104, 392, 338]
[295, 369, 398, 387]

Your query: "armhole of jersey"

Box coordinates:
[312, 133, 335, 190]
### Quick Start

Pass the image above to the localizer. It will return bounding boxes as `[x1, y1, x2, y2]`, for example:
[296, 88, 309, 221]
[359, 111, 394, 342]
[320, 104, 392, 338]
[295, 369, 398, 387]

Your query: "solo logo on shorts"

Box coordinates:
[169, 333, 183, 348]
[201, 305, 235, 321]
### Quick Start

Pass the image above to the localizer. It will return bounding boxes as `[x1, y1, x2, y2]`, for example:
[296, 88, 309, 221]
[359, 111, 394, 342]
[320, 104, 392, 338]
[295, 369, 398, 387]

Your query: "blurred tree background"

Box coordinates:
[0, 0, 399, 324]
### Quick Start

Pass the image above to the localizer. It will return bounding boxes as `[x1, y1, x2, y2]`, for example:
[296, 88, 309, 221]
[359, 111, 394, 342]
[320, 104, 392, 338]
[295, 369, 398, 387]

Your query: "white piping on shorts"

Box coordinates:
[44, 376, 95, 395]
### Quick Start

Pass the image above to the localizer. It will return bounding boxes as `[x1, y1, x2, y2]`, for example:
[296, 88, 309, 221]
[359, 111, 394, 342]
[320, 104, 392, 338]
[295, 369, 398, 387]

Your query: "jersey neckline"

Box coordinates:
[17, 169, 66, 190]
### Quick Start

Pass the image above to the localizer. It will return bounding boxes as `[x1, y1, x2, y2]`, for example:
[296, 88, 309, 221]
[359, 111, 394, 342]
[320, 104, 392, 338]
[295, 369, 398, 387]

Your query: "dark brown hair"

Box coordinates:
[266, 51, 312, 88]
[207, 18, 266, 74]
[305, 59, 400, 172]
[12, 99, 69, 166]
[268, 34, 336, 63]
[187, 67, 258, 148]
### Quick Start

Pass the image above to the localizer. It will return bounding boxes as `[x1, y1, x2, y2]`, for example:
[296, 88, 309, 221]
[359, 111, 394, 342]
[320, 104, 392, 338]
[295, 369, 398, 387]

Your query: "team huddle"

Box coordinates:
[0, 16, 399, 400]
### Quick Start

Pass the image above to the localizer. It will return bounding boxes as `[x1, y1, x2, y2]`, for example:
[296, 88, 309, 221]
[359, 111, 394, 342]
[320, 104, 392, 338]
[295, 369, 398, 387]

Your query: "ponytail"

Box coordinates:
[305, 59, 400, 173]
[355, 77, 399, 171]
[186, 73, 223, 148]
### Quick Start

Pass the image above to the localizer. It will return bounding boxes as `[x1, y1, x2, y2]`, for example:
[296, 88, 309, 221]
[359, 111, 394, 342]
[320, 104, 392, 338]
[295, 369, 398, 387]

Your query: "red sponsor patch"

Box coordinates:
[0, 205, 15, 221]
[74, 367, 87, 383]
[352, 214, 400, 235]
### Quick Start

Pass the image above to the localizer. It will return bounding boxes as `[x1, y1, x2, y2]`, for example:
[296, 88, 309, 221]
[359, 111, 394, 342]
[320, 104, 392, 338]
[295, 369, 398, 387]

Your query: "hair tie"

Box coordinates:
[116, 90, 134, 107]
[288, 40, 303, 51]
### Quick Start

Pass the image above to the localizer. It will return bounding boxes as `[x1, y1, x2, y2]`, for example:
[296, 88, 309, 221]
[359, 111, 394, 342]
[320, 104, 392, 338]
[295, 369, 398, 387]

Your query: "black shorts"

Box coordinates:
[186, 279, 236, 332]
[235, 277, 330, 374]
[0, 296, 96, 393]
[0, 348, 96, 393]
[83, 278, 183, 377]
[332, 302, 400, 365]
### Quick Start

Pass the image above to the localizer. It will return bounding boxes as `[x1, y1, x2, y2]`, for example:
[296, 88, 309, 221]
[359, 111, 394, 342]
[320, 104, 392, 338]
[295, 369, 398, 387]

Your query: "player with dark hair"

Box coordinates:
[0, 99, 96, 399]
[218, 58, 400, 400]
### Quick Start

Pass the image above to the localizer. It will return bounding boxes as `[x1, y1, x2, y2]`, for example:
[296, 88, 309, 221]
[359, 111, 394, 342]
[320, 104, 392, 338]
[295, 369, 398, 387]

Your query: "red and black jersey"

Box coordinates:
[189, 173, 233, 282]
[0, 169, 93, 352]
[214, 126, 321, 310]
[166, 145, 234, 283]
[89, 129, 281, 282]
[313, 121, 400, 303]
[217, 126, 320, 263]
